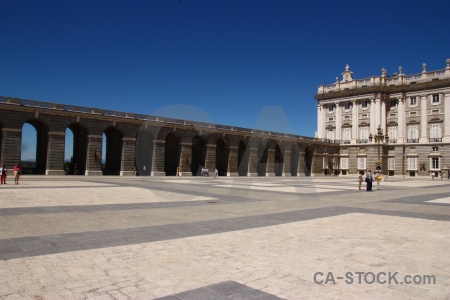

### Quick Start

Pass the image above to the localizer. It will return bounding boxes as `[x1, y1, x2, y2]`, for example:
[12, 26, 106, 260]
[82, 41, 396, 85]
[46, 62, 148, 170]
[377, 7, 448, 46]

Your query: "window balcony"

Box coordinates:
[407, 139, 419, 143]
[341, 140, 351, 144]
[429, 138, 442, 142]
[389, 139, 397, 144]
[357, 139, 369, 144]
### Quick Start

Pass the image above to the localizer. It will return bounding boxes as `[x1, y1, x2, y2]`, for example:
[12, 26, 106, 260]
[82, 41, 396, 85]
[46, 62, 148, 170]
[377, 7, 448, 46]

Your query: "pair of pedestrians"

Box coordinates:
[358, 171, 374, 191]
[0, 163, 21, 185]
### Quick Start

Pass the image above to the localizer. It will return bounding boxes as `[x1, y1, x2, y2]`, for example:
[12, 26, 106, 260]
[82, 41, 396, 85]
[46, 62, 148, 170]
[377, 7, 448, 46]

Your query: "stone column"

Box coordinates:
[335, 103, 341, 141]
[283, 149, 291, 177]
[370, 98, 376, 134]
[46, 132, 65, 175]
[444, 93, 450, 142]
[0, 128, 21, 169]
[85, 135, 103, 176]
[317, 104, 324, 139]
[179, 142, 192, 176]
[205, 144, 216, 172]
[120, 137, 136, 176]
[375, 95, 381, 129]
[397, 97, 405, 144]
[298, 148, 306, 176]
[381, 96, 386, 134]
[247, 147, 258, 177]
[420, 95, 428, 143]
[227, 145, 239, 176]
[352, 100, 358, 144]
[266, 148, 275, 176]
[152, 139, 166, 176]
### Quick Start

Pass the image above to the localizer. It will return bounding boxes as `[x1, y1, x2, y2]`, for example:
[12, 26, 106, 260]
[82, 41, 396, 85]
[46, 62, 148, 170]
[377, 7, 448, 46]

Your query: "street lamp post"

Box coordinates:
[369, 125, 389, 171]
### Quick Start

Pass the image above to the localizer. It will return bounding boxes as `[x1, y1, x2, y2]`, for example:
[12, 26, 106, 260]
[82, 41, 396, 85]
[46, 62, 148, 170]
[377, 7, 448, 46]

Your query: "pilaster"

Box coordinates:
[227, 145, 239, 176]
[397, 96, 405, 144]
[0, 128, 22, 169]
[283, 149, 291, 177]
[120, 137, 136, 176]
[205, 144, 216, 171]
[46, 132, 65, 175]
[247, 147, 258, 176]
[351, 100, 358, 143]
[444, 93, 450, 142]
[179, 142, 192, 176]
[152, 140, 166, 176]
[85, 135, 103, 176]
[420, 95, 428, 143]
[266, 148, 275, 176]
[335, 103, 341, 140]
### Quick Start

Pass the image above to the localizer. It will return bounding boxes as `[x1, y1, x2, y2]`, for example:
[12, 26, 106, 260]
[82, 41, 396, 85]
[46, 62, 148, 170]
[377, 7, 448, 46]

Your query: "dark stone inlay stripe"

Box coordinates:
[155, 280, 285, 300]
[382, 192, 450, 206]
[2, 206, 449, 260]
[0, 198, 260, 216]
[0, 207, 350, 260]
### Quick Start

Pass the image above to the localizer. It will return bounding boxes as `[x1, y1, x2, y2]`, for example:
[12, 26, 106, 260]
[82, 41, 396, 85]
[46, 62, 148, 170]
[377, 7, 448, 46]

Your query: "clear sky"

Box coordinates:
[1, 0, 449, 160]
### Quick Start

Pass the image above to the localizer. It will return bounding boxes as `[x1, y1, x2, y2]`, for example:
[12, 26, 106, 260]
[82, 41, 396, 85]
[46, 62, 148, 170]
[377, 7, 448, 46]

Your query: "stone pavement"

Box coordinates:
[0, 176, 449, 299]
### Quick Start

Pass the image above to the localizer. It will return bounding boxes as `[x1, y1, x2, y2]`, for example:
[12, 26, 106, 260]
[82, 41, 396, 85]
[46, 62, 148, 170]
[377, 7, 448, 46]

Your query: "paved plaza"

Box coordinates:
[0, 175, 449, 299]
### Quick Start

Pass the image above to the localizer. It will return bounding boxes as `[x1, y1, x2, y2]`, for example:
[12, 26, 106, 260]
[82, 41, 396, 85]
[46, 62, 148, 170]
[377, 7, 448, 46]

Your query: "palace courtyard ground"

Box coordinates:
[0, 175, 449, 299]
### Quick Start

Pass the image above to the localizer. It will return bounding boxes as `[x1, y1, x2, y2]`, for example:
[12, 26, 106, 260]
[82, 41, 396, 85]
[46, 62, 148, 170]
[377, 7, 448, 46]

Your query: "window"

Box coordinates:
[342, 128, 351, 142]
[388, 158, 395, 170]
[326, 130, 335, 141]
[328, 104, 335, 112]
[430, 123, 441, 139]
[358, 157, 366, 169]
[410, 97, 417, 106]
[388, 127, 397, 142]
[323, 156, 329, 169]
[344, 102, 351, 110]
[340, 157, 348, 169]
[407, 125, 419, 142]
[408, 157, 417, 170]
[359, 127, 369, 141]
[390, 99, 398, 108]
[361, 100, 368, 108]
[431, 157, 440, 169]
[432, 94, 440, 103]
[432, 146, 439, 152]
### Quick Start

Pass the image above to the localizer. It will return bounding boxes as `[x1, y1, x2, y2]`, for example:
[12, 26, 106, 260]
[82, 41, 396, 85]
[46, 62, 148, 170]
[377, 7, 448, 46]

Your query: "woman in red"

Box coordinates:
[1, 164, 7, 184]
[13, 164, 21, 185]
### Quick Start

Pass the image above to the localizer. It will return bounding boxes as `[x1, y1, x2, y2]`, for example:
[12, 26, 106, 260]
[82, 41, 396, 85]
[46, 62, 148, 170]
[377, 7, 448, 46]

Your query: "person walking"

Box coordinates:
[358, 172, 363, 190]
[1, 164, 7, 184]
[143, 165, 147, 176]
[214, 168, 219, 179]
[365, 170, 373, 192]
[13, 164, 21, 185]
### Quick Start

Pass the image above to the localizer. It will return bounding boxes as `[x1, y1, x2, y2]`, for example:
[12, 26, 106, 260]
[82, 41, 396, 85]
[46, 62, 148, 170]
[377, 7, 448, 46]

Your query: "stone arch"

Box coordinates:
[103, 126, 123, 175]
[257, 142, 268, 176]
[164, 132, 181, 176]
[274, 144, 284, 176]
[136, 129, 155, 176]
[66, 123, 88, 175]
[23, 119, 49, 174]
[290, 143, 300, 176]
[237, 140, 248, 176]
[216, 138, 229, 176]
[191, 135, 207, 176]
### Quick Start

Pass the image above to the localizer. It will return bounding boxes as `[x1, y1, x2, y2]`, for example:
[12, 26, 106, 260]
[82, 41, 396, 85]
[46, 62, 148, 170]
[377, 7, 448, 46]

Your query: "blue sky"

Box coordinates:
[1, 0, 449, 160]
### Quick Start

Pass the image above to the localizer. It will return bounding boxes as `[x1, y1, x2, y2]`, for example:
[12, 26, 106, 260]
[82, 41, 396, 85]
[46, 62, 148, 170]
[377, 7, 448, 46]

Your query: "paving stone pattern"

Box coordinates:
[0, 176, 449, 299]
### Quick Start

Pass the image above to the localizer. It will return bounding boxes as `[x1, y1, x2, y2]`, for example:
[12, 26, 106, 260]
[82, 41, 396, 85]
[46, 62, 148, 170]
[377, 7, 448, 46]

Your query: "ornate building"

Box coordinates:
[315, 59, 450, 177]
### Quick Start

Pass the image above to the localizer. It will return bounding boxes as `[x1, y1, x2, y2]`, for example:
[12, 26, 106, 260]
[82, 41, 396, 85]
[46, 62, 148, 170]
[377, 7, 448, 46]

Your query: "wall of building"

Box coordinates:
[0, 97, 338, 176]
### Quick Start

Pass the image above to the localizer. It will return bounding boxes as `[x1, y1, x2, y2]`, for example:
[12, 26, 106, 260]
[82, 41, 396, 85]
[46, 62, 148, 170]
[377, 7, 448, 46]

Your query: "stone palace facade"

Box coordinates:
[315, 59, 450, 177]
